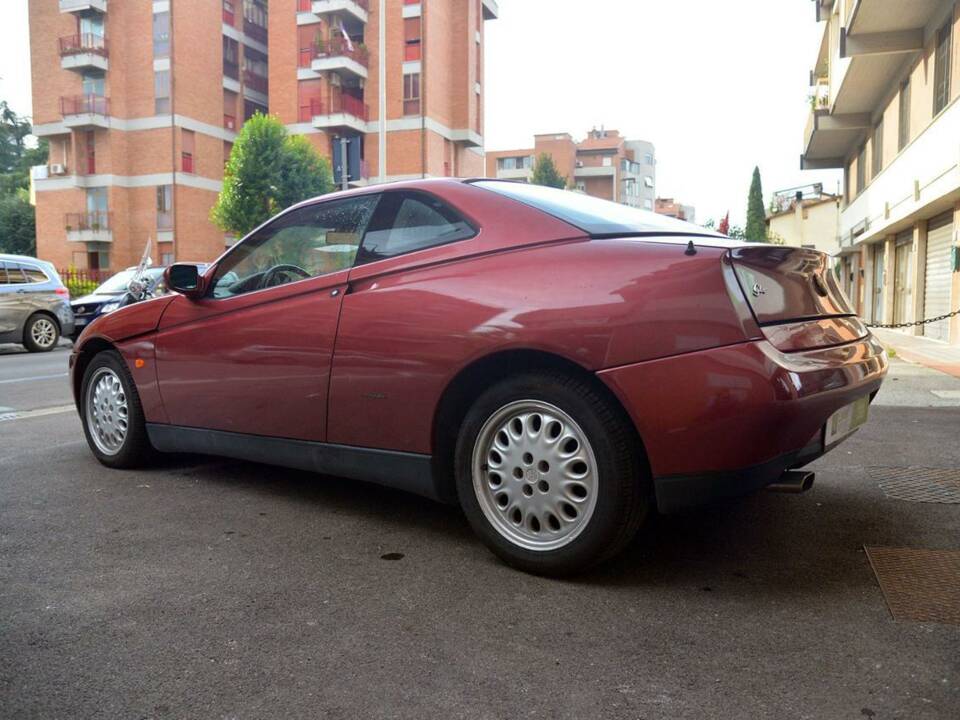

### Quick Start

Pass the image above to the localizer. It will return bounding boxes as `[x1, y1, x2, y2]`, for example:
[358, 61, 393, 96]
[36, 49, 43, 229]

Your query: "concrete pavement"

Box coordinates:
[1, 350, 958, 719]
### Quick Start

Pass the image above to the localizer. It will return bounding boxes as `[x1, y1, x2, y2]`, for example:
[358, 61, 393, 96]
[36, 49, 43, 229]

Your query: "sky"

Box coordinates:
[0, 0, 841, 226]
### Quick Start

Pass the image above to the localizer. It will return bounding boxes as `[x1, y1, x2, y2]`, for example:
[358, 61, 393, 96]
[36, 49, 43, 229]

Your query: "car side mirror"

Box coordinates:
[164, 263, 204, 299]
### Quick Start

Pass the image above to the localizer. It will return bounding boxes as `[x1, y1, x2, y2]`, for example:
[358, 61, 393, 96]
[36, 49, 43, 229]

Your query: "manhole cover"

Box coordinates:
[871, 467, 960, 504]
[865, 546, 960, 625]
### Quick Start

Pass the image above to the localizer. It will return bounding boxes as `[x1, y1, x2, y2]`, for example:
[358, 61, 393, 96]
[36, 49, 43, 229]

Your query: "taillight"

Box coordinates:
[55, 287, 70, 297]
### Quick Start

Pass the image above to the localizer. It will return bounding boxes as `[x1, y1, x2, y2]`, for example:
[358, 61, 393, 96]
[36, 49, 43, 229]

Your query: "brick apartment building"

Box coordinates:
[485, 129, 656, 210]
[653, 197, 696, 224]
[801, 0, 960, 345]
[28, 0, 497, 272]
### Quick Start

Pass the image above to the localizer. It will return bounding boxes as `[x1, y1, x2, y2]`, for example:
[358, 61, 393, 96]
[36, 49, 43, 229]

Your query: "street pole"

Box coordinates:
[340, 136, 349, 191]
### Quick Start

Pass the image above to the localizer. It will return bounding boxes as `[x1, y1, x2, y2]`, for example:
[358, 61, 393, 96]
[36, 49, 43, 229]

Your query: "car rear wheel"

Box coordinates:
[23, 314, 59, 353]
[80, 350, 155, 468]
[455, 371, 650, 576]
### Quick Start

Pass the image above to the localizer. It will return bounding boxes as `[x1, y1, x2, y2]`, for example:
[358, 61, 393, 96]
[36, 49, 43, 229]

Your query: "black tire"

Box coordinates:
[23, 313, 60, 353]
[455, 371, 650, 576]
[80, 350, 155, 468]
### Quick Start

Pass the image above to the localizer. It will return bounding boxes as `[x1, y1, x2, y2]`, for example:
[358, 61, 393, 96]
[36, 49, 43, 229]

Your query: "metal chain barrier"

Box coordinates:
[866, 307, 960, 329]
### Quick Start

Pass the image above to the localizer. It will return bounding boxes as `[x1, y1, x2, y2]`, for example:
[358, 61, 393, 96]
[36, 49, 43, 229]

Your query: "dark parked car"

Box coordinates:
[0, 254, 74, 352]
[70, 179, 887, 575]
[70, 267, 168, 340]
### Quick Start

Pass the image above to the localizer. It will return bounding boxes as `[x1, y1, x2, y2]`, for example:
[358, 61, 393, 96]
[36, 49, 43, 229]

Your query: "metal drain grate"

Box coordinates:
[871, 467, 960, 504]
[865, 546, 960, 625]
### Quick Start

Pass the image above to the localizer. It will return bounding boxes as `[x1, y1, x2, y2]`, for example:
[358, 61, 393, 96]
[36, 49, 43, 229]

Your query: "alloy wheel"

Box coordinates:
[30, 317, 57, 349]
[85, 368, 129, 456]
[471, 399, 599, 551]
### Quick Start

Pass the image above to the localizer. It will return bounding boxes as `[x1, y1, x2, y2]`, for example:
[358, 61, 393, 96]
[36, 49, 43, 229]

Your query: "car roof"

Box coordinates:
[0, 253, 55, 267]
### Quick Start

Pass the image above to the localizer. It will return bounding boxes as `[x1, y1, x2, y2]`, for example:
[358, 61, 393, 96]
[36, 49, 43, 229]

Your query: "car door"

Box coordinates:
[154, 193, 379, 441]
[0, 261, 31, 337]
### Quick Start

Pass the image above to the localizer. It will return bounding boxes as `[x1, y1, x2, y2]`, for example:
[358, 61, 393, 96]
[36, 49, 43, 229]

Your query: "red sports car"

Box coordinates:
[71, 179, 887, 574]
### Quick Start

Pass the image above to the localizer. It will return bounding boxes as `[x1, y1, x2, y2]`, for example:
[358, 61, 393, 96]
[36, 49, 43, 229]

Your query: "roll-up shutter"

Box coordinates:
[923, 212, 954, 342]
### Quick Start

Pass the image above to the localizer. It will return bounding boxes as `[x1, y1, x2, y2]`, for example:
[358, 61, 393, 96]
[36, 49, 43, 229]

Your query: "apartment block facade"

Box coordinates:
[653, 198, 695, 224]
[29, 0, 496, 273]
[485, 129, 656, 209]
[801, 0, 960, 345]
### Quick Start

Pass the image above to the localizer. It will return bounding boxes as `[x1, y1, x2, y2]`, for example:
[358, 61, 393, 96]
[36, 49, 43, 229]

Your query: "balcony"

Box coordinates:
[311, 37, 369, 80]
[65, 211, 112, 243]
[243, 69, 268, 95]
[802, 0, 944, 170]
[311, 0, 369, 25]
[300, 95, 369, 134]
[243, 19, 267, 44]
[840, 96, 960, 247]
[59, 0, 107, 13]
[60, 95, 110, 129]
[222, 0, 235, 25]
[59, 34, 109, 72]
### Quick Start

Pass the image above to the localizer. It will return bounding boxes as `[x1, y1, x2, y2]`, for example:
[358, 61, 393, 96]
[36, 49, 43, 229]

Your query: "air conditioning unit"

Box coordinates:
[575, 161, 584, 168]
[49, 163, 67, 176]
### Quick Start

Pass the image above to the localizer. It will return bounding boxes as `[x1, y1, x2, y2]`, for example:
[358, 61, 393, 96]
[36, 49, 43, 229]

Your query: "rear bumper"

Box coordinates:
[597, 334, 887, 512]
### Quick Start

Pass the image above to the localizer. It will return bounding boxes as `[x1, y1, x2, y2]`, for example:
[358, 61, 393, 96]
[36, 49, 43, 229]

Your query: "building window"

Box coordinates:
[856, 144, 866, 195]
[404, 17, 421, 61]
[643, 176, 654, 188]
[403, 72, 420, 116]
[242, 47, 269, 94]
[223, 36, 240, 79]
[243, 0, 268, 43]
[643, 153, 654, 165]
[157, 185, 173, 230]
[244, 100, 266, 122]
[898, 78, 910, 151]
[871, 118, 883, 178]
[933, 18, 952, 116]
[83, 130, 96, 175]
[181, 129, 195, 173]
[81, 71, 104, 97]
[575, 181, 586, 193]
[161, 251, 175, 266]
[643, 199, 653, 210]
[153, 11, 170, 58]
[155, 70, 171, 114]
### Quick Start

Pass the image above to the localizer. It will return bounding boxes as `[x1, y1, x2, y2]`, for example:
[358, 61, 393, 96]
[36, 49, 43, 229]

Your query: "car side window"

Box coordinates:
[209, 194, 379, 299]
[357, 191, 476, 264]
[21, 264, 48, 284]
[3, 262, 27, 285]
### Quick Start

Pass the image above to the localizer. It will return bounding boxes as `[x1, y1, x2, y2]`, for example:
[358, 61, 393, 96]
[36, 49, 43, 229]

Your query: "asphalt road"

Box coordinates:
[1, 343, 959, 719]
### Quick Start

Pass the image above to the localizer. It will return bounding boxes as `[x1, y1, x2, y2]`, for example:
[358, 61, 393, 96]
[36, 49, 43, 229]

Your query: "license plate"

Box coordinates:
[75, 318, 88, 327]
[824, 395, 870, 446]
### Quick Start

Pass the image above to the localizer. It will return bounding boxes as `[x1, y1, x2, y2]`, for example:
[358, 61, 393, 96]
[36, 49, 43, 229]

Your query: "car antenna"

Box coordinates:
[684, 240, 697, 256]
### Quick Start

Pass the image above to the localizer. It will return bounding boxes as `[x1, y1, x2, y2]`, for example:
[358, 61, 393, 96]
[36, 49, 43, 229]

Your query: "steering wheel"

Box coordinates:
[259, 264, 311, 290]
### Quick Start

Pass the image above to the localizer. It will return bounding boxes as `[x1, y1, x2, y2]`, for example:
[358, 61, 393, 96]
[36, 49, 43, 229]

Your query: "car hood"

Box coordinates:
[71, 293, 123, 307]
[74, 294, 177, 350]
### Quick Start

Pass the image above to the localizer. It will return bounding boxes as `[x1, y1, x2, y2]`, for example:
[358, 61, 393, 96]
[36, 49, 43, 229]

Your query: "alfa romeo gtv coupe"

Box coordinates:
[71, 179, 887, 575]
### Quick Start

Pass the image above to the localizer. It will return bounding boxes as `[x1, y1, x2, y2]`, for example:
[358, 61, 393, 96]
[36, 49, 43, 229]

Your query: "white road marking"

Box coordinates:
[0, 405, 76, 423]
[0, 372, 69, 385]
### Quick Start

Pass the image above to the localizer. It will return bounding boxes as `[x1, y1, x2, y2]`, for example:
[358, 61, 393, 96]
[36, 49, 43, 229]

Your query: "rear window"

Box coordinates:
[472, 180, 703, 236]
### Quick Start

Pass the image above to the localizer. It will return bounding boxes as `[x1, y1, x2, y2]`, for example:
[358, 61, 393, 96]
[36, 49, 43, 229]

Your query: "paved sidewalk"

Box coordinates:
[873, 327, 960, 379]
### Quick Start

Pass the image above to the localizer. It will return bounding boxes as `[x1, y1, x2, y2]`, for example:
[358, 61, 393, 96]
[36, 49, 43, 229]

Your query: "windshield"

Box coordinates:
[93, 267, 165, 295]
[472, 180, 714, 237]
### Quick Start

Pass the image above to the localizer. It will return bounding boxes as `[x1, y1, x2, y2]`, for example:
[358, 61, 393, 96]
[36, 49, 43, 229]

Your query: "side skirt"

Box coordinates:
[145, 424, 441, 501]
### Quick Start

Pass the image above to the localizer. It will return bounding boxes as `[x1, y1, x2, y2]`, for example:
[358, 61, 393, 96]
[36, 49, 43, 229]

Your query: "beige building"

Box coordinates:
[766, 184, 840, 254]
[801, 0, 960, 345]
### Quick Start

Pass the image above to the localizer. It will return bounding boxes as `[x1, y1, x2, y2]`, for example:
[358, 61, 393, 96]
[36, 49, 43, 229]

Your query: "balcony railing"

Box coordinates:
[59, 33, 108, 57]
[223, 0, 235, 24]
[315, 36, 369, 67]
[243, 69, 268, 94]
[404, 43, 421, 61]
[243, 19, 267, 43]
[299, 95, 369, 123]
[60, 94, 109, 116]
[65, 211, 111, 232]
[223, 113, 237, 131]
[181, 152, 194, 173]
[298, 0, 311, 10]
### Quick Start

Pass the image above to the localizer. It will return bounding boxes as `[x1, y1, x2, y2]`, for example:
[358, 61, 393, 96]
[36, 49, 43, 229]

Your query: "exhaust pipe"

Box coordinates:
[767, 470, 815, 494]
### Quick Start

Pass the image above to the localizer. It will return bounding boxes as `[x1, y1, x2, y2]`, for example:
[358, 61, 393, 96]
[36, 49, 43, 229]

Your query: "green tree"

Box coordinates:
[530, 152, 567, 189]
[0, 101, 48, 196]
[744, 166, 768, 242]
[0, 194, 37, 256]
[211, 113, 334, 236]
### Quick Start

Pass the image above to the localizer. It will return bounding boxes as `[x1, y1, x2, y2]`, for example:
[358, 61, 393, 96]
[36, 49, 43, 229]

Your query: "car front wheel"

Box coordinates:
[23, 314, 59, 353]
[455, 371, 650, 576]
[80, 350, 154, 468]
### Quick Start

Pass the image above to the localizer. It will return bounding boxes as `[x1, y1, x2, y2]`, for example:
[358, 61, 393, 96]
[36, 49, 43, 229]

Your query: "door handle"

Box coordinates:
[330, 288, 340, 297]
